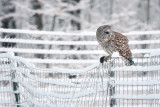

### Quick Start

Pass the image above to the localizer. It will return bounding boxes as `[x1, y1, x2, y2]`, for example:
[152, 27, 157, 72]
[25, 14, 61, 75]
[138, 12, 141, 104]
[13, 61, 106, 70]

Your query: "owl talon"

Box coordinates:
[69, 75, 77, 79]
[100, 56, 105, 63]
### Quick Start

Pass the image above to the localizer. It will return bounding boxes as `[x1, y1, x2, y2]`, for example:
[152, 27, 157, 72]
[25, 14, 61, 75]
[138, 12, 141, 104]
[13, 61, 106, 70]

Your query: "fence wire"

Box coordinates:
[0, 53, 160, 107]
[107, 56, 160, 107]
[0, 53, 110, 107]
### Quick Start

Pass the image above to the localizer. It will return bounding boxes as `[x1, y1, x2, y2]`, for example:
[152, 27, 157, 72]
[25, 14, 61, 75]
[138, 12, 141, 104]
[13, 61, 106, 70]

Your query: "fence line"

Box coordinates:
[1, 47, 160, 54]
[1, 38, 160, 45]
[0, 29, 160, 106]
[0, 48, 160, 64]
[0, 52, 160, 106]
[1, 28, 160, 36]
[1, 28, 160, 68]
[0, 52, 110, 107]
[0, 28, 95, 36]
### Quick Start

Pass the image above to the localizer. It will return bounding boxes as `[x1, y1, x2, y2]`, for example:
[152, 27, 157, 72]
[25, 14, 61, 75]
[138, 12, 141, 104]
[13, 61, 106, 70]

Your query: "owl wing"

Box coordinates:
[114, 32, 134, 65]
[114, 32, 129, 47]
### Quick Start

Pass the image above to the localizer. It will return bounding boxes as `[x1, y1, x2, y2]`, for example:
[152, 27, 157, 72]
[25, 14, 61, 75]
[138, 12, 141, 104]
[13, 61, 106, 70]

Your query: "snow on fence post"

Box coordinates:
[109, 85, 116, 107]
[107, 59, 116, 107]
[9, 53, 20, 107]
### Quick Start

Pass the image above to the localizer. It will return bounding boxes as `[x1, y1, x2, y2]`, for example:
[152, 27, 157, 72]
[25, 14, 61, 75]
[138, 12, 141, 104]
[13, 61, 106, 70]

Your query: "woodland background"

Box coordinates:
[0, 0, 160, 32]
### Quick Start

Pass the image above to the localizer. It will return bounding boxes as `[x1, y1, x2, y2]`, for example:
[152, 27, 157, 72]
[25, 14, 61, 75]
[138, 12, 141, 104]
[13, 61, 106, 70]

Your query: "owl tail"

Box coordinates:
[124, 57, 134, 66]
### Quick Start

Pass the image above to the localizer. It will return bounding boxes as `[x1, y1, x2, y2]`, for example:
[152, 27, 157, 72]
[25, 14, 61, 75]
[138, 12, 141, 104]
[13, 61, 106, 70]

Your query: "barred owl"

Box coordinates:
[96, 25, 134, 66]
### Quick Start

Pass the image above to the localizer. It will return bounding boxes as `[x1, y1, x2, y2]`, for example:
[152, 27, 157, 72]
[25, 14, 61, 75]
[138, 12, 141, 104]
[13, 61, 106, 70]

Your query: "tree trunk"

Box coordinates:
[1, 0, 16, 48]
[146, 0, 150, 25]
[31, 0, 43, 30]
[67, 0, 81, 30]
[31, 0, 44, 59]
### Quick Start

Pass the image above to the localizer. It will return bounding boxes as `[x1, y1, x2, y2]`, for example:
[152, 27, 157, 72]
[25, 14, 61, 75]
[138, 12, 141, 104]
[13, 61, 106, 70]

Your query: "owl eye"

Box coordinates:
[105, 31, 110, 34]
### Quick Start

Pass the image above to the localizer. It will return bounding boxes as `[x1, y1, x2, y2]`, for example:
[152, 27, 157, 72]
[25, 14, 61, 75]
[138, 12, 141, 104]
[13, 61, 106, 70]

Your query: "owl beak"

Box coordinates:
[109, 35, 112, 39]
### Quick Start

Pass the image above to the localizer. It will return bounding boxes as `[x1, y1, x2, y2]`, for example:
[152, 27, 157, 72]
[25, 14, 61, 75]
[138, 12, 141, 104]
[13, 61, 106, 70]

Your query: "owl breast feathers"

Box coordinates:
[96, 25, 134, 66]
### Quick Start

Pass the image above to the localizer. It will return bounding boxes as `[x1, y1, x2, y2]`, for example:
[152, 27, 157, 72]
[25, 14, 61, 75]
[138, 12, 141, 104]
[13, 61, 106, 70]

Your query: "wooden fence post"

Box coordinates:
[109, 84, 115, 107]
[9, 54, 20, 107]
[108, 59, 116, 107]
[11, 70, 20, 107]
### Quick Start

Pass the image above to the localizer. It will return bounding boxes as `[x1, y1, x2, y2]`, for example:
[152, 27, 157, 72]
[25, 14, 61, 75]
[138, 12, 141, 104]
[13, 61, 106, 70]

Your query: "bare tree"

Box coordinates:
[30, 0, 43, 30]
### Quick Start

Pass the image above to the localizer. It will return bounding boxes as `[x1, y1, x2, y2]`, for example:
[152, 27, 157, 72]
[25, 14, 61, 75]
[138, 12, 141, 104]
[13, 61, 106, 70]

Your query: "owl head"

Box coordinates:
[96, 25, 114, 42]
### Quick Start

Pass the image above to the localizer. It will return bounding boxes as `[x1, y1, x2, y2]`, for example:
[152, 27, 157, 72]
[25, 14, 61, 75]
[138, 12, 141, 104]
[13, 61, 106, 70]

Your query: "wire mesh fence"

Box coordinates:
[0, 52, 160, 107]
[0, 53, 110, 107]
[107, 56, 160, 107]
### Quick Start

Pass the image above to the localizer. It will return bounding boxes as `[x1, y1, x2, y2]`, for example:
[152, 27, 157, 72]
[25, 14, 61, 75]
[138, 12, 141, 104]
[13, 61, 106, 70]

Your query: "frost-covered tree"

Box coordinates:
[1, 0, 160, 32]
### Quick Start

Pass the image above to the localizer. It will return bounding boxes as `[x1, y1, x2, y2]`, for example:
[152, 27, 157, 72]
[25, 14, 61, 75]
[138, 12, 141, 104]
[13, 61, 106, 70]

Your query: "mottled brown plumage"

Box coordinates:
[96, 25, 134, 66]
